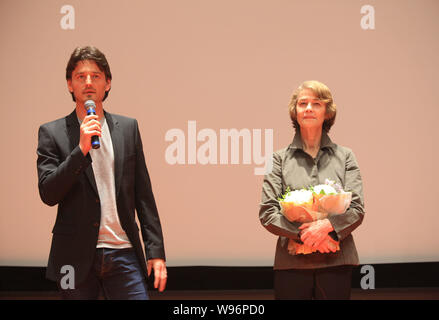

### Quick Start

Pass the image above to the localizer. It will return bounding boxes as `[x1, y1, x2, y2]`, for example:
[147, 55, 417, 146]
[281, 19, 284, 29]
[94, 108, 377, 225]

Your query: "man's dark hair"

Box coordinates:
[66, 46, 112, 102]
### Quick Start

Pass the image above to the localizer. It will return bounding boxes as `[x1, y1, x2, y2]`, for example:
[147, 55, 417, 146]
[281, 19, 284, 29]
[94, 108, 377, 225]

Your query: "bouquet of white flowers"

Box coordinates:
[278, 179, 351, 255]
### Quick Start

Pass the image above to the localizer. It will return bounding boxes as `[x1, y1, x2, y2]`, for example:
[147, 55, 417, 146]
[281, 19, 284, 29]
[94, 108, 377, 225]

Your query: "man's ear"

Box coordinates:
[67, 79, 73, 93]
[105, 79, 111, 92]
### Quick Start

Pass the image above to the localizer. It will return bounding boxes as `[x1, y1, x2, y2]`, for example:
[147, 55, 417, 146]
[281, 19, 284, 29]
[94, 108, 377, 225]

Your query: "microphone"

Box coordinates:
[84, 100, 100, 149]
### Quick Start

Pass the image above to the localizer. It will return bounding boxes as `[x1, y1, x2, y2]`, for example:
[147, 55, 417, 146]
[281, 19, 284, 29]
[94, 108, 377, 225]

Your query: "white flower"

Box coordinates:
[283, 189, 313, 204]
[313, 184, 337, 195]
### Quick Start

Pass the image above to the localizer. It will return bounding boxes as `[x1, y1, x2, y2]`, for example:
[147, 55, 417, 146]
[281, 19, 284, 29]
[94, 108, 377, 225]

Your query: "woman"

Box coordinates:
[259, 80, 365, 299]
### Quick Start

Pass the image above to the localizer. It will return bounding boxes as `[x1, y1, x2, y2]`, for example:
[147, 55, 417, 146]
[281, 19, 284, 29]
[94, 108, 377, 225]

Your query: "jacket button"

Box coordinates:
[95, 198, 100, 203]
[93, 222, 99, 227]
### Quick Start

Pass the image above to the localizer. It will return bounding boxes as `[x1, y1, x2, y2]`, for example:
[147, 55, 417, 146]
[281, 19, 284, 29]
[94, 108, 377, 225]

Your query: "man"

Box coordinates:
[37, 46, 167, 299]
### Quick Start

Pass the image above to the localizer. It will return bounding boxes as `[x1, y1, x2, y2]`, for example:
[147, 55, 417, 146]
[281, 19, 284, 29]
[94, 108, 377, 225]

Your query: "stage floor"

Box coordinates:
[1, 288, 439, 300]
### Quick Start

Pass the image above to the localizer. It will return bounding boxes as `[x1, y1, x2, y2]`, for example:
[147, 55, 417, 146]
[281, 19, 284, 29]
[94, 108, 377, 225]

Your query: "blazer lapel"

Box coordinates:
[66, 110, 99, 197]
[105, 111, 124, 198]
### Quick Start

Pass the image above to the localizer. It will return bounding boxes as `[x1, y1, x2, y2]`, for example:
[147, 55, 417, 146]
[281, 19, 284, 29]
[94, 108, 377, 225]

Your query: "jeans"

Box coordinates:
[59, 248, 149, 300]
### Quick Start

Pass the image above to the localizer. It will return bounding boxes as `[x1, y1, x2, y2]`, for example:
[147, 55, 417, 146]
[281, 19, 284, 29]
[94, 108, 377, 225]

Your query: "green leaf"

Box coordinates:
[278, 186, 291, 201]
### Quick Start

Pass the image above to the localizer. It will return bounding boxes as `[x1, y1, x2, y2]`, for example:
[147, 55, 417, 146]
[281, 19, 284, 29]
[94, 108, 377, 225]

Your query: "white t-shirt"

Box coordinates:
[86, 118, 132, 249]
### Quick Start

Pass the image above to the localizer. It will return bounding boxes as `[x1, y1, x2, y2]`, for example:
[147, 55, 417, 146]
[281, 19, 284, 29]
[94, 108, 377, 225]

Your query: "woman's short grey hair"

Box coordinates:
[288, 80, 337, 133]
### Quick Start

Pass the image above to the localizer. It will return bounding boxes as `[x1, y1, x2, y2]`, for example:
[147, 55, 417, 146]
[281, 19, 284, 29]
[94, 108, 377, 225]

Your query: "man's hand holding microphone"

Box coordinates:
[79, 100, 101, 155]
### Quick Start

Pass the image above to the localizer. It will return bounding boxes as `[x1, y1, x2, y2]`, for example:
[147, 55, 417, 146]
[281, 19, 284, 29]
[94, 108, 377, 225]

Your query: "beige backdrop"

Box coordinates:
[1, 0, 438, 267]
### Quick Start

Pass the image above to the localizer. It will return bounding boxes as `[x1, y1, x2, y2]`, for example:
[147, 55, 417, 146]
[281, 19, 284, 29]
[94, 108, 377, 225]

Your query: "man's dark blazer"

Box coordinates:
[37, 110, 165, 286]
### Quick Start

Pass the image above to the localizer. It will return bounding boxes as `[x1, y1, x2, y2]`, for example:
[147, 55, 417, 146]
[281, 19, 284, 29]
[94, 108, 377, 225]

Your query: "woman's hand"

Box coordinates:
[299, 219, 334, 249]
[315, 235, 339, 253]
